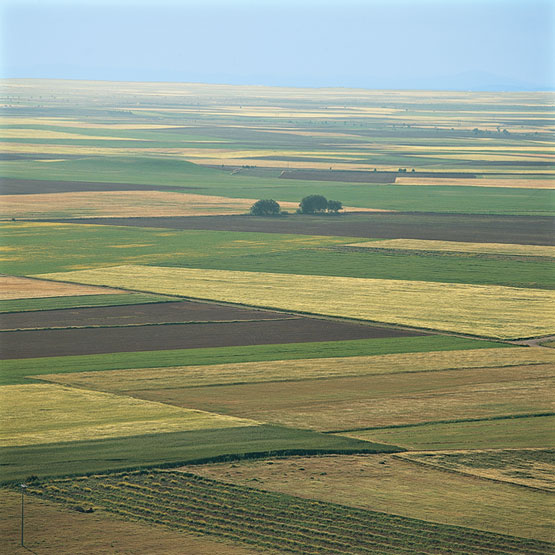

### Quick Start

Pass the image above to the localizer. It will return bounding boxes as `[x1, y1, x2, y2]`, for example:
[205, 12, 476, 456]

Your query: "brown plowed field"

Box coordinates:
[44, 212, 555, 245]
[0, 177, 188, 195]
[0, 300, 297, 330]
[0, 318, 424, 359]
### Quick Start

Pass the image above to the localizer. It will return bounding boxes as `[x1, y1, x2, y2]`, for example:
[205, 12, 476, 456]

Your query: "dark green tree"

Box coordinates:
[250, 199, 281, 216]
[299, 194, 328, 214]
[327, 199, 343, 213]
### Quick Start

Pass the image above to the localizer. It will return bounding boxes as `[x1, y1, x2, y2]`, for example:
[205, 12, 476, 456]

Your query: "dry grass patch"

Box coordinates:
[0, 384, 255, 447]
[0, 490, 258, 555]
[123, 364, 554, 432]
[185, 454, 554, 542]
[0, 191, 299, 219]
[396, 177, 555, 189]
[398, 449, 555, 491]
[37, 265, 555, 338]
[39, 347, 555, 391]
[0, 275, 126, 300]
[348, 239, 555, 257]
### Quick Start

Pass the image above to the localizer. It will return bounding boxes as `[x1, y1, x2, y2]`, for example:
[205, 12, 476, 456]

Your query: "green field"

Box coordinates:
[340, 414, 555, 450]
[0, 292, 177, 313]
[0, 425, 396, 483]
[0, 335, 501, 385]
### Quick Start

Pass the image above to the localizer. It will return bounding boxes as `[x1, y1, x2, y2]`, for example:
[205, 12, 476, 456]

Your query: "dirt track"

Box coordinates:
[41, 212, 555, 245]
[0, 317, 425, 359]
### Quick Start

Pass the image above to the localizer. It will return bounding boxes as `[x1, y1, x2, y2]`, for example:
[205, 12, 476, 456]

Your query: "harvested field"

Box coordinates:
[399, 449, 555, 491]
[47, 212, 555, 245]
[118, 364, 554, 432]
[40, 347, 552, 392]
[38, 265, 555, 338]
[0, 177, 188, 195]
[0, 490, 260, 555]
[0, 191, 298, 219]
[347, 239, 555, 257]
[396, 176, 555, 189]
[186, 454, 555, 542]
[0, 384, 255, 447]
[0, 275, 126, 300]
[0, 317, 422, 359]
[0, 299, 299, 330]
[23, 470, 554, 552]
[342, 415, 555, 450]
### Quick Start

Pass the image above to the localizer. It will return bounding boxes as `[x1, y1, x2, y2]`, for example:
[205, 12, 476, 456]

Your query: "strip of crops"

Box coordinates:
[23, 471, 554, 555]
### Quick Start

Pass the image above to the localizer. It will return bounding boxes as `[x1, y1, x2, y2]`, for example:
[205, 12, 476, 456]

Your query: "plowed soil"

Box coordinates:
[0, 300, 296, 330]
[44, 212, 555, 245]
[0, 318, 424, 359]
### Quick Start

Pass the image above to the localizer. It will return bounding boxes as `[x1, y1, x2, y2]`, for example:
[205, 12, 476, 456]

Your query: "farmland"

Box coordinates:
[1, 80, 554, 553]
[38, 265, 555, 338]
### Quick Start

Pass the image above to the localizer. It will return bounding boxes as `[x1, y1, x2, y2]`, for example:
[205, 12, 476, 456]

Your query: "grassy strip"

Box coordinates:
[0, 335, 508, 385]
[21, 470, 555, 554]
[340, 415, 555, 450]
[0, 425, 398, 483]
[0, 293, 178, 313]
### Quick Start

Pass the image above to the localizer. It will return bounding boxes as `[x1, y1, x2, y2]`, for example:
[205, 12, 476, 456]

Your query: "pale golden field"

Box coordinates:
[38, 347, 555, 392]
[0, 191, 300, 219]
[0, 384, 256, 447]
[37, 265, 555, 338]
[348, 239, 555, 257]
[0, 275, 126, 300]
[125, 364, 553, 432]
[396, 176, 555, 188]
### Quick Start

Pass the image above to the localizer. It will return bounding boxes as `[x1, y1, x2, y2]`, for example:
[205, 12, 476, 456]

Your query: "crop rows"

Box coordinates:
[26, 470, 554, 554]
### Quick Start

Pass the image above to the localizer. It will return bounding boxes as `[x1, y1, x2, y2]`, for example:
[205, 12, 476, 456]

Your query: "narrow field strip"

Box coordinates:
[347, 239, 555, 258]
[22, 470, 554, 554]
[0, 274, 126, 300]
[0, 292, 178, 313]
[38, 346, 554, 391]
[339, 415, 555, 450]
[37, 265, 555, 338]
[0, 384, 255, 447]
[0, 190, 300, 219]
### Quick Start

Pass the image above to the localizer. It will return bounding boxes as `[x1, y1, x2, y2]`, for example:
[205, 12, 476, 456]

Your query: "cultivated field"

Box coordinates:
[37, 265, 555, 338]
[0, 383, 255, 446]
[347, 239, 555, 257]
[0, 274, 126, 300]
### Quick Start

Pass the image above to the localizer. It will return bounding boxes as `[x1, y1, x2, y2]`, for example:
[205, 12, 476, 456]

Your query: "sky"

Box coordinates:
[1, 0, 554, 90]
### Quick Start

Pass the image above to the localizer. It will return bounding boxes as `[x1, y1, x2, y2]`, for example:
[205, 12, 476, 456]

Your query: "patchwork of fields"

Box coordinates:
[1, 81, 554, 554]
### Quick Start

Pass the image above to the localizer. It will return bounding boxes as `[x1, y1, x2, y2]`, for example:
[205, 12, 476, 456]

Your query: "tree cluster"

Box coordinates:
[249, 195, 343, 216]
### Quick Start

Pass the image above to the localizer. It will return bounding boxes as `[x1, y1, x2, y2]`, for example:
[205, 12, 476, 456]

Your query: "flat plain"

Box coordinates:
[1, 80, 554, 553]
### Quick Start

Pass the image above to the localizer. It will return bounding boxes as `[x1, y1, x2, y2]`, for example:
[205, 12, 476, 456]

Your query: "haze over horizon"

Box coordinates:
[1, 0, 554, 91]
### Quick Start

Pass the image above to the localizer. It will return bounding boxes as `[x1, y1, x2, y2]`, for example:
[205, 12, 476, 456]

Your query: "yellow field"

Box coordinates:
[38, 347, 555, 392]
[396, 177, 555, 189]
[0, 275, 126, 300]
[347, 239, 555, 257]
[0, 384, 255, 446]
[37, 265, 555, 338]
[0, 129, 143, 141]
[0, 191, 300, 219]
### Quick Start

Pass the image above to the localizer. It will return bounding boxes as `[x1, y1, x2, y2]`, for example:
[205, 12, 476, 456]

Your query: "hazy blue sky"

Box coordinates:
[1, 0, 553, 90]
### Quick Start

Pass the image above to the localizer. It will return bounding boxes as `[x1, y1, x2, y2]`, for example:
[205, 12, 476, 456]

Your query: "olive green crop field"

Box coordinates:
[1, 80, 554, 553]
